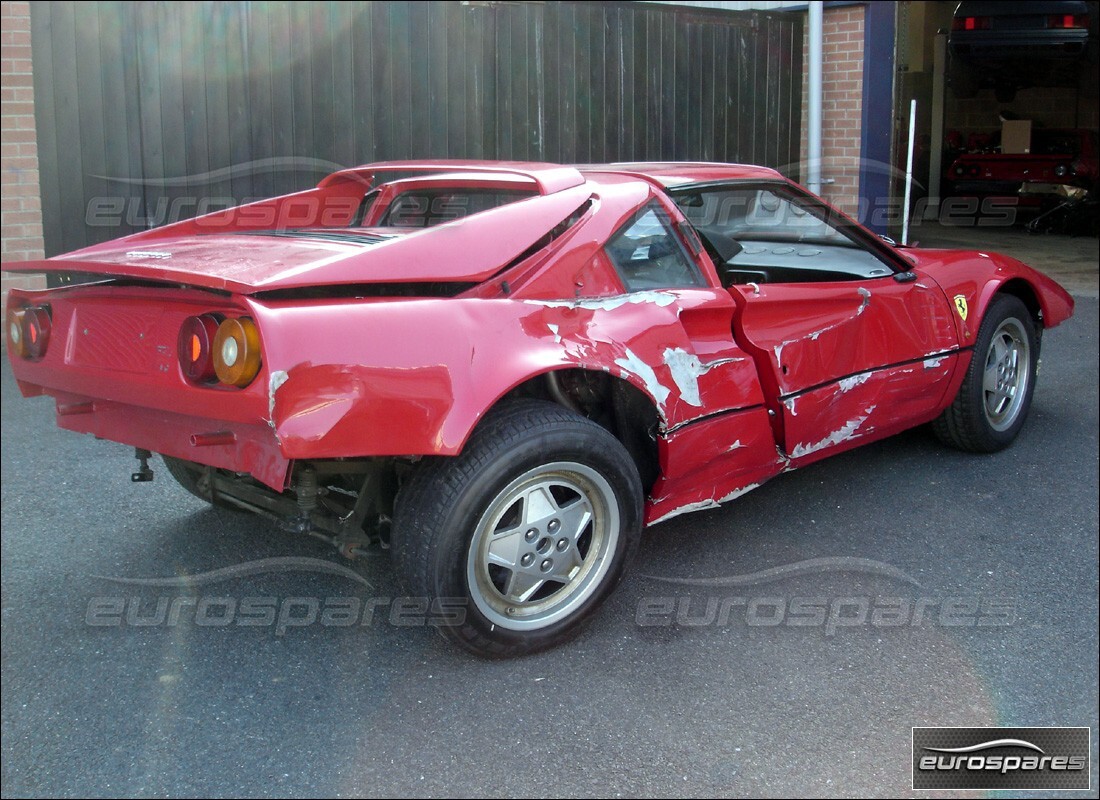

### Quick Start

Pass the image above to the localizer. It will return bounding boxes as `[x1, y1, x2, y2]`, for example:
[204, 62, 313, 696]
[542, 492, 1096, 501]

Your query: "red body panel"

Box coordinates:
[731, 272, 960, 459]
[945, 129, 1098, 191]
[2, 160, 1075, 523]
[14, 185, 596, 293]
[948, 153, 1092, 188]
[902, 248, 1075, 343]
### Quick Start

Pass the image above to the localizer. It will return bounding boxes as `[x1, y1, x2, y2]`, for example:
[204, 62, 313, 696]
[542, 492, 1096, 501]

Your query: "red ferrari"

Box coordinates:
[3, 161, 1074, 656]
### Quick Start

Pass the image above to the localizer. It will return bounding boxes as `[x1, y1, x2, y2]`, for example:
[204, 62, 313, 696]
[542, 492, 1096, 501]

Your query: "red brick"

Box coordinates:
[0, 182, 37, 197]
[2, 155, 36, 170]
[1, 71, 33, 86]
[1, 0, 42, 272]
[2, 209, 39, 225]
[1, 236, 43, 253]
[0, 127, 32, 143]
[0, 100, 34, 115]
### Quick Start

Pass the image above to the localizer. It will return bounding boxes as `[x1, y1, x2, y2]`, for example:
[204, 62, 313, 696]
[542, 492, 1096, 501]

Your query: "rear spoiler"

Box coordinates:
[318, 160, 586, 195]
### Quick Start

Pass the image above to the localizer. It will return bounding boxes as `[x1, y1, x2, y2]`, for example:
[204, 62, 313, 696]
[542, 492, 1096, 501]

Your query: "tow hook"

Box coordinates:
[131, 448, 154, 482]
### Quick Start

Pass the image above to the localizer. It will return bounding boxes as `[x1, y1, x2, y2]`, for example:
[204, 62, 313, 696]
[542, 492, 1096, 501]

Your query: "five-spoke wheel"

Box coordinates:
[392, 399, 643, 658]
[934, 294, 1039, 452]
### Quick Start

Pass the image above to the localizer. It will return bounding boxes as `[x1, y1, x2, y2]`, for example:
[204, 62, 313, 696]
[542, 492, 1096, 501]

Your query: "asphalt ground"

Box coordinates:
[2, 298, 1097, 798]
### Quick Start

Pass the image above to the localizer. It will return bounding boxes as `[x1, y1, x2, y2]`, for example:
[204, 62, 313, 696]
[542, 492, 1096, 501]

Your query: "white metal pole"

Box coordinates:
[902, 98, 916, 245]
[807, 1, 823, 196]
[927, 32, 947, 220]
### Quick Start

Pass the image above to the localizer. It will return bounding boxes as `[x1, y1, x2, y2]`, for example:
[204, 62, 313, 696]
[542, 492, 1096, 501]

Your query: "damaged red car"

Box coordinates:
[3, 160, 1074, 657]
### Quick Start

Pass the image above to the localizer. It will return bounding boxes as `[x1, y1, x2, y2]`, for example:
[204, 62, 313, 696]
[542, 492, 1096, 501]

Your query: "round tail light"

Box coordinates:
[24, 307, 51, 359]
[178, 314, 221, 382]
[212, 317, 262, 387]
[6, 306, 28, 358]
[7, 305, 51, 360]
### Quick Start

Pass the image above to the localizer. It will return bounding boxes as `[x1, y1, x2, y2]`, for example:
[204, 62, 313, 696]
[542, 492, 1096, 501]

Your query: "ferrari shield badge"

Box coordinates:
[953, 294, 969, 321]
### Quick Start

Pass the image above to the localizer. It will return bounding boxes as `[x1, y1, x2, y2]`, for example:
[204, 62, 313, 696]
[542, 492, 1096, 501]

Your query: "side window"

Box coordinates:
[672, 185, 894, 285]
[605, 202, 705, 291]
[356, 189, 381, 226]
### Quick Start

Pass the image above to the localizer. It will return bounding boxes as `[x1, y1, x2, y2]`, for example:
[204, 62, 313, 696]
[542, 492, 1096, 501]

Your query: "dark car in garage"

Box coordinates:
[949, 0, 1098, 100]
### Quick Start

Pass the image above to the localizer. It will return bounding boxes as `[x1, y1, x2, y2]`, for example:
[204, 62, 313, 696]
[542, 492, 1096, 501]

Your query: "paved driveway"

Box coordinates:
[2, 300, 1096, 798]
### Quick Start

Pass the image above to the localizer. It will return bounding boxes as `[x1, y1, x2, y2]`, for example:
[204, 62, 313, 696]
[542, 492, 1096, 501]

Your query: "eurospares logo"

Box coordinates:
[912, 727, 1090, 790]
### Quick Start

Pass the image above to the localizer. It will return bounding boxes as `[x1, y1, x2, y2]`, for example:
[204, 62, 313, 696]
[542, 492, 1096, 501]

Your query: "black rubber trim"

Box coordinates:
[778, 346, 975, 403]
[660, 403, 766, 436]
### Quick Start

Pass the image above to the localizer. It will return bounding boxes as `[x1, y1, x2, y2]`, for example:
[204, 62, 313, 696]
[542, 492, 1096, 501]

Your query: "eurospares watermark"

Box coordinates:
[84, 556, 467, 634]
[636, 557, 1016, 634]
[912, 727, 1090, 790]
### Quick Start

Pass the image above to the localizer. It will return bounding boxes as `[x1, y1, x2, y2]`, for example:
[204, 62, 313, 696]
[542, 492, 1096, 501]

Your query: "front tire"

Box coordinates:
[933, 294, 1039, 452]
[391, 400, 644, 658]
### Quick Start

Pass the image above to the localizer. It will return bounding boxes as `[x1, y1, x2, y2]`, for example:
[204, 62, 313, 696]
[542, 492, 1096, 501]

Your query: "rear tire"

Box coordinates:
[933, 294, 1039, 452]
[161, 455, 245, 511]
[391, 400, 643, 658]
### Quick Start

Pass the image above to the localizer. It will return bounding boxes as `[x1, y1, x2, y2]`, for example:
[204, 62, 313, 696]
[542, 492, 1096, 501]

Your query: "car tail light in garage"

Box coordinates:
[7, 305, 51, 360]
[212, 316, 262, 388]
[177, 313, 221, 382]
[952, 16, 990, 31]
[1048, 13, 1088, 29]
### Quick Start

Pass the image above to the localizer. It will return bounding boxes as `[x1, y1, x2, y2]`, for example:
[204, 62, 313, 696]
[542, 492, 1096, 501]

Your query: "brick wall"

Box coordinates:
[800, 4, 865, 221]
[1, 0, 45, 313]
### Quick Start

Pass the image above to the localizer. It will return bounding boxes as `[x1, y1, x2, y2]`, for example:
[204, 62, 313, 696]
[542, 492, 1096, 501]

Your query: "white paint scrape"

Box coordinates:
[650, 498, 721, 525]
[717, 482, 762, 503]
[662, 347, 745, 407]
[837, 372, 871, 392]
[650, 482, 763, 525]
[662, 348, 704, 407]
[268, 370, 290, 420]
[614, 348, 670, 406]
[789, 405, 877, 459]
[525, 290, 677, 311]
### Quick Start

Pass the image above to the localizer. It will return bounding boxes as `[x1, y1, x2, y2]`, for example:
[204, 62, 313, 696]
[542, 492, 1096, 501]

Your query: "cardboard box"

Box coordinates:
[1002, 119, 1032, 154]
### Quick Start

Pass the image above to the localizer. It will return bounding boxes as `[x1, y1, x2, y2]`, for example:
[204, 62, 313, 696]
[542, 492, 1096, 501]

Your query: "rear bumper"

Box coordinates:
[23, 384, 291, 490]
[946, 180, 1024, 195]
[6, 284, 292, 489]
[950, 30, 1091, 60]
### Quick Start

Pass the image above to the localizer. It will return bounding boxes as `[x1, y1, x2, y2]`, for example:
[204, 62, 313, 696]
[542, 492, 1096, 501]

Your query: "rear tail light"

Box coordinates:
[178, 313, 262, 388]
[6, 304, 51, 360]
[178, 313, 221, 383]
[952, 16, 991, 31]
[1049, 13, 1088, 28]
[212, 317, 262, 388]
[24, 307, 51, 359]
[6, 307, 27, 358]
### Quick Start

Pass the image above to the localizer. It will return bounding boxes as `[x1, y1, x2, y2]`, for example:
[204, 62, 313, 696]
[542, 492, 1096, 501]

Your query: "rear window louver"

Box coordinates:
[233, 229, 396, 245]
